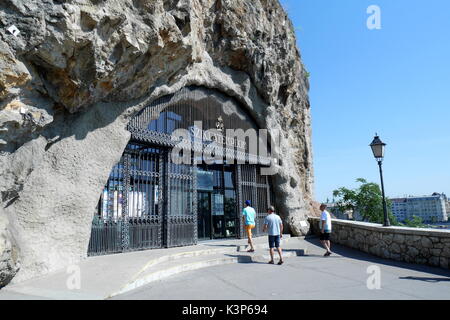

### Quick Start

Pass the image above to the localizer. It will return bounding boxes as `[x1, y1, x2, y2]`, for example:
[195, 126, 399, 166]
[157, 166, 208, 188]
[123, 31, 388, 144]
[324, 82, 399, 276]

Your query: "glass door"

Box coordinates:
[196, 164, 239, 240]
[212, 192, 225, 238]
[197, 191, 212, 240]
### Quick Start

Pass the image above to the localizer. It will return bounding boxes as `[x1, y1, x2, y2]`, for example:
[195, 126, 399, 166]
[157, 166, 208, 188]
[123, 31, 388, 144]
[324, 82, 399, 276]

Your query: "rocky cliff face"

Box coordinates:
[0, 0, 314, 285]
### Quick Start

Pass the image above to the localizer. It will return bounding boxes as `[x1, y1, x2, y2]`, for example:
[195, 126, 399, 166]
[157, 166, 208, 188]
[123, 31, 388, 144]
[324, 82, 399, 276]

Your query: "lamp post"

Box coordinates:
[370, 134, 390, 227]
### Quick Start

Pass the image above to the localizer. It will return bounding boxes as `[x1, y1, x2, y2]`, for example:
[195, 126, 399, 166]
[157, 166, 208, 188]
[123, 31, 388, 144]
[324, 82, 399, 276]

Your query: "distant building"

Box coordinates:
[390, 193, 448, 223]
[325, 203, 352, 220]
[391, 198, 407, 222]
[445, 200, 450, 217]
[446, 198, 450, 217]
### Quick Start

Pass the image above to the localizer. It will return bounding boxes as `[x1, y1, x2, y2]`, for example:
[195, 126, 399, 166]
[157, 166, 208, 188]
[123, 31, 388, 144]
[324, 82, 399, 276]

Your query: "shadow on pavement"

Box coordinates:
[304, 235, 450, 278]
[201, 244, 238, 248]
[223, 254, 266, 264]
[224, 249, 305, 265]
[399, 276, 450, 283]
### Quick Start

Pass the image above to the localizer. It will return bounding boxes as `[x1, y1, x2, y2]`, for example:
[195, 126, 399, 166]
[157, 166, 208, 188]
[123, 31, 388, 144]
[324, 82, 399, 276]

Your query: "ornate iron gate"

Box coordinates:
[164, 156, 197, 247]
[88, 143, 163, 256]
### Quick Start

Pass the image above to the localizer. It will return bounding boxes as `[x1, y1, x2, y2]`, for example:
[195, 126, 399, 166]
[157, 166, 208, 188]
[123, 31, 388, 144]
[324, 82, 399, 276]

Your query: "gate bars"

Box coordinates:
[88, 142, 198, 256]
[88, 143, 164, 256]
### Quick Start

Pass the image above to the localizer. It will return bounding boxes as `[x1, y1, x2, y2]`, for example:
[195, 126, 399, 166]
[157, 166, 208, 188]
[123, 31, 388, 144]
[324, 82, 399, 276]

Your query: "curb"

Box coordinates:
[118, 236, 292, 296]
[108, 243, 305, 298]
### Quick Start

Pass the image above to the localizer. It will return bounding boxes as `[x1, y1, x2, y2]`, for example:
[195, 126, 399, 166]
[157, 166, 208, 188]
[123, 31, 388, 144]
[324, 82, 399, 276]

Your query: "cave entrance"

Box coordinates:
[88, 86, 275, 256]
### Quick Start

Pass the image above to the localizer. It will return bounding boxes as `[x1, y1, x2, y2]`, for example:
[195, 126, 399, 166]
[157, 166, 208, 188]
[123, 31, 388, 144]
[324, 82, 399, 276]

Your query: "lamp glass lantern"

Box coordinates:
[370, 135, 386, 161]
[369, 134, 390, 227]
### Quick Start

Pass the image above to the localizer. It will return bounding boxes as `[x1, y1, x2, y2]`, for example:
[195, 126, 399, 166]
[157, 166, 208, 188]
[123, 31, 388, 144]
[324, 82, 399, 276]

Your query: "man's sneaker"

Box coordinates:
[268, 260, 274, 264]
[277, 260, 284, 265]
[324, 251, 331, 257]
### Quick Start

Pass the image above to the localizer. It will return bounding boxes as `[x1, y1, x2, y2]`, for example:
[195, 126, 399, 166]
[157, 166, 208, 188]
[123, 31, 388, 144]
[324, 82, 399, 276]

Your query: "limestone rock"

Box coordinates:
[0, 215, 20, 287]
[0, 0, 313, 283]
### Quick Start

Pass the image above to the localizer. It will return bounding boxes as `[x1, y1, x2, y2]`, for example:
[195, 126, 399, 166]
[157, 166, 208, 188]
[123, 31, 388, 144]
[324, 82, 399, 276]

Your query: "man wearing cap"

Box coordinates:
[242, 200, 256, 252]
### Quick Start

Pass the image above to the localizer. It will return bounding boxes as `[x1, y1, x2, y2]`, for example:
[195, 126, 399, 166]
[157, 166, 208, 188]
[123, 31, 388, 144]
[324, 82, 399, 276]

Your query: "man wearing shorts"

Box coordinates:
[263, 206, 284, 265]
[242, 200, 256, 252]
[320, 203, 333, 257]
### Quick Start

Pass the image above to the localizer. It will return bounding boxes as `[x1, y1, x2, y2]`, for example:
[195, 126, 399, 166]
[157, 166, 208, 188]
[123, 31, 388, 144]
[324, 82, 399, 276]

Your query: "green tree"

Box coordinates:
[332, 178, 398, 225]
[403, 216, 426, 228]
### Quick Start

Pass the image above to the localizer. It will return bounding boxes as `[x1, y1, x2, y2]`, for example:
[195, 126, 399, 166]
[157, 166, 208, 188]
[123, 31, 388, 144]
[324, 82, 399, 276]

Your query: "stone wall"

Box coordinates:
[309, 217, 450, 269]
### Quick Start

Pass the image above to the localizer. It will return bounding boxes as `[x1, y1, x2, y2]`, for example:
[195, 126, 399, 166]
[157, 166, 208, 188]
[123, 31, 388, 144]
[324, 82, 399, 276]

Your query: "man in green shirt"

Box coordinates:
[242, 200, 256, 252]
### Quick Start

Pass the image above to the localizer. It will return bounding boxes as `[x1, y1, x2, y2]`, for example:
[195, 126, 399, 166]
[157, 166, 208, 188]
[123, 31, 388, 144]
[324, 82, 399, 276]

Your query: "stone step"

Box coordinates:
[133, 235, 292, 272]
[1, 236, 302, 300]
[236, 234, 291, 252]
[110, 237, 304, 298]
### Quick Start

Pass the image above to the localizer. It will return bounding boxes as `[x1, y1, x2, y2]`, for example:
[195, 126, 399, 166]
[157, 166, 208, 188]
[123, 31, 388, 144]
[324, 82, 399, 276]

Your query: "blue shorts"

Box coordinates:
[268, 235, 281, 248]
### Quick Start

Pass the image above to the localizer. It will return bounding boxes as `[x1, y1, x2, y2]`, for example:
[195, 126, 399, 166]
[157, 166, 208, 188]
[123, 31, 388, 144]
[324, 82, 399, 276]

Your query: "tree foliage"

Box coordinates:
[333, 178, 398, 225]
[403, 216, 426, 228]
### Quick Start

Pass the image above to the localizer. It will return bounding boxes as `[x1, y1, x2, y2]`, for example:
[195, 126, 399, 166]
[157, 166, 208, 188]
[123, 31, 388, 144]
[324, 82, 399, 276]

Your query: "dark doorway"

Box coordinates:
[197, 191, 212, 240]
[196, 163, 239, 240]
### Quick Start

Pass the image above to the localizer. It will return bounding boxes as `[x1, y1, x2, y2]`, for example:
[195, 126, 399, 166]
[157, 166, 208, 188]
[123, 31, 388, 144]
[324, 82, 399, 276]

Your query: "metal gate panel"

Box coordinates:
[88, 155, 125, 256]
[125, 145, 162, 251]
[165, 154, 197, 248]
[238, 164, 271, 238]
[88, 143, 163, 256]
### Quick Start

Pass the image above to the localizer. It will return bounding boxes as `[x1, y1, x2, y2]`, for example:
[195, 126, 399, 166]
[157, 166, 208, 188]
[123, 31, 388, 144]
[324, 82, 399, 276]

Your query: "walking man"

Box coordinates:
[263, 206, 284, 265]
[242, 200, 256, 252]
[320, 203, 333, 257]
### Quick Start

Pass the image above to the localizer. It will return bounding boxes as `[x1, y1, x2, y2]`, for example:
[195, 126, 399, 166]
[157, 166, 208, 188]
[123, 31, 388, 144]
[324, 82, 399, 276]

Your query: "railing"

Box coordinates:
[166, 216, 197, 247]
[128, 217, 161, 250]
[88, 217, 122, 256]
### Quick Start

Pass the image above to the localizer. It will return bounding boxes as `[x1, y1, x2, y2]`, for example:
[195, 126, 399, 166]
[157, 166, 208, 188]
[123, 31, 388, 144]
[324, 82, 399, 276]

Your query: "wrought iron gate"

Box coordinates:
[88, 143, 163, 256]
[88, 142, 197, 256]
[164, 155, 197, 247]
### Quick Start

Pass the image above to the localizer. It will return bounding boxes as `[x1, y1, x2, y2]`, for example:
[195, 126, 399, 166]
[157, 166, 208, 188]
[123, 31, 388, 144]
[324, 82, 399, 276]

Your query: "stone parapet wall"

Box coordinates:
[308, 217, 450, 269]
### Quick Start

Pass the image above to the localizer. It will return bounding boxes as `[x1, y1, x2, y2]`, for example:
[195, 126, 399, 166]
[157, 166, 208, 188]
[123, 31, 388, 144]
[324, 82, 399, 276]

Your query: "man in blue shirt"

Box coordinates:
[263, 206, 284, 265]
[242, 200, 256, 252]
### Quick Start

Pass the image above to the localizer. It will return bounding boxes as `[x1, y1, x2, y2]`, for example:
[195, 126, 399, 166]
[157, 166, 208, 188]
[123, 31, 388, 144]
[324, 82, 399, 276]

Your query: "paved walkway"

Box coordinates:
[1, 235, 450, 300]
[0, 235, 298, 300]
[112, 237, 450, 300]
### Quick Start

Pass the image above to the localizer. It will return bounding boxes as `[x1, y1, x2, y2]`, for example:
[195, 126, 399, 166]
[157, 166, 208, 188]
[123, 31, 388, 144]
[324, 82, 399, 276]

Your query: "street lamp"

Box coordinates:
[370, 134, 390, 227]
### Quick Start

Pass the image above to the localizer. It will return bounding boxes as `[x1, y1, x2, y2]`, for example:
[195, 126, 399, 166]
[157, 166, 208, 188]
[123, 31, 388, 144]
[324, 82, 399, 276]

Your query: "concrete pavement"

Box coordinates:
[0, 235, 299, 300]
[111, 237, 450, 300]
[2, 235, 450, 300]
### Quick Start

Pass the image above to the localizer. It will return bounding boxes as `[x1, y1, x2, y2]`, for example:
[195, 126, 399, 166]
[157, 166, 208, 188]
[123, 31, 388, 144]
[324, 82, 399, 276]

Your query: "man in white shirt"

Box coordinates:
[263, 206, 284, 265]
[320, 204, 332, 257]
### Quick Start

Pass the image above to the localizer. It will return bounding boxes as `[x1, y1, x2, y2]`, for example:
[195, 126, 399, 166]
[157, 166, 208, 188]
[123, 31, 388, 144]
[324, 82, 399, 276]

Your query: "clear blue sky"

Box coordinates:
[280, 0, 450, 202]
